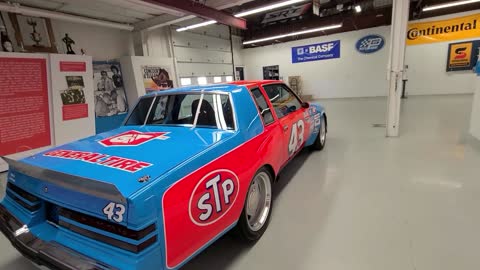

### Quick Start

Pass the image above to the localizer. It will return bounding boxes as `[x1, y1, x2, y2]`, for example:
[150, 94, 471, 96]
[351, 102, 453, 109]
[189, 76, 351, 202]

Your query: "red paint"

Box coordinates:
[60, 61, 86, 72]
[0, 57, 51, 155]
[62, 103, 88, 121]
[99, 130, 170, 147]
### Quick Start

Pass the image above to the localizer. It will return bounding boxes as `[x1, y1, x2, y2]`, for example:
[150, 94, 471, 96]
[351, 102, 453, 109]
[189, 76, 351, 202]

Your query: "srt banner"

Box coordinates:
[291, 40, 340, 63]
[446, 40, 480, 72]
[407, 13, 480, 45]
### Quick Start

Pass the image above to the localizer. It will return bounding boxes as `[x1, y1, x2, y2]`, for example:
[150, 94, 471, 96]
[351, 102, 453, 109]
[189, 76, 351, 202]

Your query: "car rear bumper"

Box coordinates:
[0, 204, 115, 270]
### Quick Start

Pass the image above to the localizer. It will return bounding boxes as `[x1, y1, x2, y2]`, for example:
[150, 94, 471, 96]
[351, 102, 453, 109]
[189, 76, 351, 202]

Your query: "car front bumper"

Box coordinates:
[0, 204, 116, 270]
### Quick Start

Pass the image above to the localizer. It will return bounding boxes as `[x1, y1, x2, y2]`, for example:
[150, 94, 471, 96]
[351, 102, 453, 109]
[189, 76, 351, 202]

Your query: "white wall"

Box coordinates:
[240, 10, 480, 99]
[470, 78, 480, 140]
[241, 26, 390, 99]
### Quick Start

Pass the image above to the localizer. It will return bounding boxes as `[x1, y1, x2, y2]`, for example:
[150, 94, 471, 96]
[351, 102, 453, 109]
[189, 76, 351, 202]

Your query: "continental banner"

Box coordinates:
[407, 13, 480, 45]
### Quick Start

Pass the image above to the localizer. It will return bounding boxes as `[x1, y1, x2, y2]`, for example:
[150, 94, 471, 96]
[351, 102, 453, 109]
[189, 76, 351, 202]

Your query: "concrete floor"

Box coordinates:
[1, 95, 480, 270]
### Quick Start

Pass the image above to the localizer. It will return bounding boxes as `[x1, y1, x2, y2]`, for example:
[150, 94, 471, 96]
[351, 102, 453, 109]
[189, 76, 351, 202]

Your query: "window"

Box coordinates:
[125, 93, 234, 130]
[251, 88, 274, 125]
[214, 76, 222, 83]
[197, 77, 208, 85]
[180, 78, 192, 86]
[262, 84, 302, 119]
[225, 76, 233, 82]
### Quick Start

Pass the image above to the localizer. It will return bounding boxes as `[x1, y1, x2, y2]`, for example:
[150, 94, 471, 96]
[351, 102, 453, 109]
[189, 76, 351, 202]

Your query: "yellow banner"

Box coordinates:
[447, 42, 473, 70]
[407, 13, 480, 45]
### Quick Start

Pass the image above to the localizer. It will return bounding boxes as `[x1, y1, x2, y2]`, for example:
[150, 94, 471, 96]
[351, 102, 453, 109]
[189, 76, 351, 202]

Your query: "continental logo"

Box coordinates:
[407, 13, 480, 45]
[407, 20, 477, 40]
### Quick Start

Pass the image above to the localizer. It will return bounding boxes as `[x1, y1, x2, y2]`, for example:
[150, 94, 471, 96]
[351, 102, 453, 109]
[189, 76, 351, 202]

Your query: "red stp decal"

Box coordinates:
[43, 149, 151, 172]
[99, 130, 169, 147]
[189, 170, 239, 226]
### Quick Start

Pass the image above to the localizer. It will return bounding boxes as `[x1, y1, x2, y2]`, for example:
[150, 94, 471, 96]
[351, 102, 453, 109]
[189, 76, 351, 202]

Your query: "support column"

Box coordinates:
[386, 0, 410, 137]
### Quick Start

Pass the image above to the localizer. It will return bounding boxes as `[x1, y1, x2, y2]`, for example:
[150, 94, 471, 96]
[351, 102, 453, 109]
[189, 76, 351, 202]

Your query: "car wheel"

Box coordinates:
[237, 167, 273, 242]
[311, 114, 326, 151]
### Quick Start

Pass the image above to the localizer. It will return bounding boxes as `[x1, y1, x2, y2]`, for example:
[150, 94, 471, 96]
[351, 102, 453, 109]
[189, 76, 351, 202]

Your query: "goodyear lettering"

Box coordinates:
[44, 149, 152, 173]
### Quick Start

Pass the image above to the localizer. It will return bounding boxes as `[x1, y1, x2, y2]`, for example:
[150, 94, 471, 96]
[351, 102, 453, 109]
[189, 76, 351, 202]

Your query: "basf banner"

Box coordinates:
[291, 40, 340, 63]
[407, 13, 480, 45]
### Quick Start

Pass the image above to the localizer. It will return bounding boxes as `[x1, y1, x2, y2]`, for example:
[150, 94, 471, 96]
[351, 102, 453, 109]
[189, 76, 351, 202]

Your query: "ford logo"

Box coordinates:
[356, 34, 385, 54]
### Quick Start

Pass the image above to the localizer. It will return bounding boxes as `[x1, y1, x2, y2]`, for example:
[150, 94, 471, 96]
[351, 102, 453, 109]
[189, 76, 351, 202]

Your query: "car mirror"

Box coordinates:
[301, 102, 310, 108]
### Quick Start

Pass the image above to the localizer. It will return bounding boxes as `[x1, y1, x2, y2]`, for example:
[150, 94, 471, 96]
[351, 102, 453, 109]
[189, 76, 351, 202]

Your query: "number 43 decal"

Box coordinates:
[288, 119, 305, 156]
[103, 202, 126, 223]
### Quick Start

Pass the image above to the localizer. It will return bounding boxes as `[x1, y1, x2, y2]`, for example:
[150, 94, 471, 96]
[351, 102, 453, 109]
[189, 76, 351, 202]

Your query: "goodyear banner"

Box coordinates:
[291, 40, 340, 63]
[407, 13, 480, 45]
[446, 40, 480, 71]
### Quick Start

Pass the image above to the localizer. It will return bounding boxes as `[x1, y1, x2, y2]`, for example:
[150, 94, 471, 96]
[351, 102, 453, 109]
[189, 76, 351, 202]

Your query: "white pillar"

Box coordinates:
[386, 0, 410, 137]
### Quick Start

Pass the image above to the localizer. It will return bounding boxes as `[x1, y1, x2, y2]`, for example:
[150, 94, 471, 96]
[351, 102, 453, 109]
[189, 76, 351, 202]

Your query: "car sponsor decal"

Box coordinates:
[43, 149, 152, 172]
[99, 130, 170, 147]
[189, 170, 239, 226]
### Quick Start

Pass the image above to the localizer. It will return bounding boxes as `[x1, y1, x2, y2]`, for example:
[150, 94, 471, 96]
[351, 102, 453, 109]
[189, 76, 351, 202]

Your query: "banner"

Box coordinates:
[446, 40, 480, 71]
[142, 65, 174, 92]
[93, 61, 128, 133]
[291, 40, 340, 63]
[407, 13, 480, 45]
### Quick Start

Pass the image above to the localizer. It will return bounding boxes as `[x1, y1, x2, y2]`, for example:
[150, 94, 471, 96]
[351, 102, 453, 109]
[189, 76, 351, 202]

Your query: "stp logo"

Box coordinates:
[99, 130, 169, 147]
[189, 170, 239, 226]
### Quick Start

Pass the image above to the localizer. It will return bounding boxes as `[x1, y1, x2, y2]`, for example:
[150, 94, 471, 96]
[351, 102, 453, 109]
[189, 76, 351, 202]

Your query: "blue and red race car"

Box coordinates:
[0, 80, 327, 270]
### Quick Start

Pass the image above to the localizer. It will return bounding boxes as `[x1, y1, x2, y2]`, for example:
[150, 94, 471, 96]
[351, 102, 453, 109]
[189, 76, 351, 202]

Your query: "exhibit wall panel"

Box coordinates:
[241, 26, 391, 99]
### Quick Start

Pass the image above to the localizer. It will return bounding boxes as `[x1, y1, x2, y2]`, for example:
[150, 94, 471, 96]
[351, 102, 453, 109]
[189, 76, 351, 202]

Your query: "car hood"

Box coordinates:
[19, 126, 235, 198]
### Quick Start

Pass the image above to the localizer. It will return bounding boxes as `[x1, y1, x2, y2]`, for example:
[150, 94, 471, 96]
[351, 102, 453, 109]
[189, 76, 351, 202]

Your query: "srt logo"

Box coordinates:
[360, 37, 383, 51]
[189, 170, 239, 226]
[454, 47, 467, 59]
[99, 130, 169, 146]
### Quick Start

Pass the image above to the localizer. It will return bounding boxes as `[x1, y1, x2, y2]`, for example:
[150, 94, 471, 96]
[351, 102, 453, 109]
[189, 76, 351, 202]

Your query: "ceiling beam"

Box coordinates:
[141, 0, 246, 29]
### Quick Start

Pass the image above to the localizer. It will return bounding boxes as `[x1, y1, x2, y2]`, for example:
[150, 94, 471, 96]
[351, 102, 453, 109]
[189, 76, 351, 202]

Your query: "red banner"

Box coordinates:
[0, 57, 51, 155]
[62, 103, 88, 121]
[60, 61, 86, 72]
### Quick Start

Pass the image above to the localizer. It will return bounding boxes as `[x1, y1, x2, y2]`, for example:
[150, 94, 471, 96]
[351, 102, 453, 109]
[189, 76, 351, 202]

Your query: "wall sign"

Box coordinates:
[291, 40, 340, 63]
[446, 40, 480, 72]
[407, 13, 480, 45]
[356, 35, 385, 54]
[262, 3, 311, 24]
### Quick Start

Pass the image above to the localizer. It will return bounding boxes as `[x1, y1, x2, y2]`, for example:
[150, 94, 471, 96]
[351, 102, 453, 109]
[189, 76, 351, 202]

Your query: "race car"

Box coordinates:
[0, 80, 327, 270]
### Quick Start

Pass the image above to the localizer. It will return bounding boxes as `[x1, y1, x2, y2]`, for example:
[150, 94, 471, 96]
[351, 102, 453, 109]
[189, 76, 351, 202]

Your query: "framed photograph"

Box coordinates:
[8, 13, 57, 53]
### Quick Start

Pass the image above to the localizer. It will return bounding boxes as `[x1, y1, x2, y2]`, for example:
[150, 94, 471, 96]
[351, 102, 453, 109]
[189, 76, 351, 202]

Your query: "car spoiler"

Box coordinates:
[2, 157, 126, 204]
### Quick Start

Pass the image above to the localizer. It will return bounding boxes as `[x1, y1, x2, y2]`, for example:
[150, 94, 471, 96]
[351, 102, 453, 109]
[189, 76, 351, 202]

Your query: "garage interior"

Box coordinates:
[1, 0, 480, 269]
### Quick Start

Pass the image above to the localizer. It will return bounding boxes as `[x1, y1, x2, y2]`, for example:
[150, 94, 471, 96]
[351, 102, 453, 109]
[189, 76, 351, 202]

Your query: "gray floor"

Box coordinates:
[1, 94, 480, 270]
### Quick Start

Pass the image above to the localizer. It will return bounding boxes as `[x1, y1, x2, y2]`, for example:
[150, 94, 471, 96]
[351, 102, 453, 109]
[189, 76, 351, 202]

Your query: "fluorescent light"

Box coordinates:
[197, 77, 208, 85]
[423, 0, 480, 11]
[225, 76, 233, 82]
[180, 78, 192, 86]
[355, 5, 362, 13]
[176, 20, 217, 32]
[243, 24, 342, 45]
[214, 76, 222, 83]
[234, 0, 309, 17]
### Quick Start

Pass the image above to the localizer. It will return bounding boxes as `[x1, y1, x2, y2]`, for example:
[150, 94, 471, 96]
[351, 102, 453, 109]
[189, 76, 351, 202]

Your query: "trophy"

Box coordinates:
[27, 18, 42, 46]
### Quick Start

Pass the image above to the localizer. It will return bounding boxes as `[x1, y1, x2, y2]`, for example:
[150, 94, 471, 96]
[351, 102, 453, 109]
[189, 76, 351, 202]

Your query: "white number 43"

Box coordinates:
[288, 119, 305, 156]
[103, 202, 126, 223]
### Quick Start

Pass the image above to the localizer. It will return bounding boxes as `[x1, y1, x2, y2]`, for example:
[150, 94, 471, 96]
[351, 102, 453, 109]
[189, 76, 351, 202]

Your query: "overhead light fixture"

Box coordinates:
[423, 0, 480, 11]
[354, 5, 362, 13]
[243, 23, 342, 45]
[176, 20, 217, 32]
[234, 0, 309, 17]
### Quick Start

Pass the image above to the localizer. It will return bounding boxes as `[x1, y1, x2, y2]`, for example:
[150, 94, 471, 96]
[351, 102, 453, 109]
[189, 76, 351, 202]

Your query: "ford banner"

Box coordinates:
[291, 40, 340, 63]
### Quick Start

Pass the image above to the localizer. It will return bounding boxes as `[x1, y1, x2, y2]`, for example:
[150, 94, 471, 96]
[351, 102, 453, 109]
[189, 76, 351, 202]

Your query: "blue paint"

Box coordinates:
[355, 35, 385, 54]
[291, 40, 341, 63]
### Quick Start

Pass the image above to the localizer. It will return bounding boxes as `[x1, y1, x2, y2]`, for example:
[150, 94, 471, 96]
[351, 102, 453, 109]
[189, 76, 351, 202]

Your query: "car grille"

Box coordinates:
[6, 182, 157, 254]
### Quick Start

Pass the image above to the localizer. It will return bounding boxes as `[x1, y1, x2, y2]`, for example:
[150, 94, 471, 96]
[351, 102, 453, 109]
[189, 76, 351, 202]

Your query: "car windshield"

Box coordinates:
[125, 93, 235, 130]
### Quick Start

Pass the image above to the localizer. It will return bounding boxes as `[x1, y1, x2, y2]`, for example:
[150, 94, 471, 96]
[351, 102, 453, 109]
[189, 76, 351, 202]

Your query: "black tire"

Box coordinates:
[311, 114, 327, 151]
[236, 167, 273, 242]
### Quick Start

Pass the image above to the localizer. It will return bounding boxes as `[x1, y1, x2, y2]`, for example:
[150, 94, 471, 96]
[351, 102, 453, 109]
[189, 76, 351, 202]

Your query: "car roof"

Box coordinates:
[143, 80, 283, 97]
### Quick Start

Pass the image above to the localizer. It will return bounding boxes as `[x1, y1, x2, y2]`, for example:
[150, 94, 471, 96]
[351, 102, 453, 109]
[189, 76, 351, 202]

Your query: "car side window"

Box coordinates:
[251, 87, 274, 125]
[262, 84, 302, 119]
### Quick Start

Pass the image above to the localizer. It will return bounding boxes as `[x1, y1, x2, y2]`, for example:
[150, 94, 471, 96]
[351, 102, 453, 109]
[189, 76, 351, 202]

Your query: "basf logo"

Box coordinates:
[355, 35, 385, 54]
[291, 40, 340, 63]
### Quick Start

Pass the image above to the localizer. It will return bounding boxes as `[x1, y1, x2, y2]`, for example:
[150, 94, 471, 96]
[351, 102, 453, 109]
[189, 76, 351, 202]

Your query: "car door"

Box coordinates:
[260, 83, 307, 164]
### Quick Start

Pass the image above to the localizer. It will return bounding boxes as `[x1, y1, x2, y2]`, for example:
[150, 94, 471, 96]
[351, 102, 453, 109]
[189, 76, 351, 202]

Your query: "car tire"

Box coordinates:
[236, 167, 273, 242]
[311, 114, 327, 151]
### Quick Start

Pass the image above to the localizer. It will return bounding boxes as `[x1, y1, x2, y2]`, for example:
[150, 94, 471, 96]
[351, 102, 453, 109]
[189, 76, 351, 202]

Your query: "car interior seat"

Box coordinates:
[191, 99, 216, 127]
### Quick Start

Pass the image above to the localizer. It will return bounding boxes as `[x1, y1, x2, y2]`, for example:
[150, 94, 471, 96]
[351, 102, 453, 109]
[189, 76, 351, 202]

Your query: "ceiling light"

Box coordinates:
[176, 20, 217, 32]
[243, 23, 342, 45]
[354, 5, 362, 13]
[422, 0, 480, 11]
[234, 0, 309, 17]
